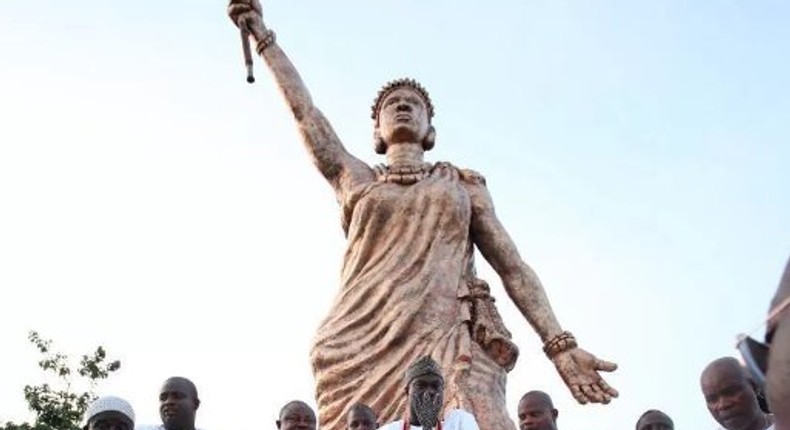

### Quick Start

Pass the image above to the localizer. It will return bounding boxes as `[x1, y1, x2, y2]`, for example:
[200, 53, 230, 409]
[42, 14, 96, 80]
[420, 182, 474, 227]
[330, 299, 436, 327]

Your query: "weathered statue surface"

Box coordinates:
[227, 2, 619, 430]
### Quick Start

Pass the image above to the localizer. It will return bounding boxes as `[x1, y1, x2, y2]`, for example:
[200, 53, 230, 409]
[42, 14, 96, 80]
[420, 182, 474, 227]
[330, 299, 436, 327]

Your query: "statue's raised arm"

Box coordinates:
[227, 0, 374, 194]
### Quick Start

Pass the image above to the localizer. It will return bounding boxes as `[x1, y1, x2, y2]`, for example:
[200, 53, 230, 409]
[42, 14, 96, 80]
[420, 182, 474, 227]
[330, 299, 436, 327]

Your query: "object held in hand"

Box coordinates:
[241, 29, 254, 83]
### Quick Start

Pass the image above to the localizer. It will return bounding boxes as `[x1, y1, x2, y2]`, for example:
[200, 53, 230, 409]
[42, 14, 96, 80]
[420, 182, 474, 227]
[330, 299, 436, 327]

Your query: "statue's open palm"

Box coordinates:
[552, 347, 618, 404]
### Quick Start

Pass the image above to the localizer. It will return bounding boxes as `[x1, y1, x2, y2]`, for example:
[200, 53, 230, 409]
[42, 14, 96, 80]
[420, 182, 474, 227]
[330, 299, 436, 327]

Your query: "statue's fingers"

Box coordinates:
[595, 358, 618, 372]
[594, 381, 615, 403]
[590, 383, 612, 404]
[596, 378, 619, 398]
[580, 384, 603, 403]
[570, 385, 589, 405]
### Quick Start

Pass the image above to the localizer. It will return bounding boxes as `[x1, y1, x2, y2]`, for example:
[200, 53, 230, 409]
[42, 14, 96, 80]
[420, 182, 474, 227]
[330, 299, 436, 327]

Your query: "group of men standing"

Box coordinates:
[80, 352, 782, 430]
[81, 376, 201, 430]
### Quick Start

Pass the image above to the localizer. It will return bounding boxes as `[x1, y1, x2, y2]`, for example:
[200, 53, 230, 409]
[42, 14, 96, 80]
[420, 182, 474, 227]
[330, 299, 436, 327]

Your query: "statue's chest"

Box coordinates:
[356, 178, 472, 226]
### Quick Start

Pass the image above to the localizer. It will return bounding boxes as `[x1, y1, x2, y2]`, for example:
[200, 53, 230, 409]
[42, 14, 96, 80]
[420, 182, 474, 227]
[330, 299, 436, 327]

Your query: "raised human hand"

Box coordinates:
[228, 0, 266, 39]
[551, 347, 618, 404]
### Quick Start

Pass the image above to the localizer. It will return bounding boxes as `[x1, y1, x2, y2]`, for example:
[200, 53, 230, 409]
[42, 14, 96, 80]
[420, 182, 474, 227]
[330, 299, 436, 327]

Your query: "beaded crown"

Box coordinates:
[405, 355, 444, 384]
[371, 78, 435, 122]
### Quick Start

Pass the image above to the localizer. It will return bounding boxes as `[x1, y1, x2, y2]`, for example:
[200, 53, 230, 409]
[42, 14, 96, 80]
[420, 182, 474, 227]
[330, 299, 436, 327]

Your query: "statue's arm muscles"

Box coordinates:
[464, 172, 563, 342]
[260, 43, 374, 192]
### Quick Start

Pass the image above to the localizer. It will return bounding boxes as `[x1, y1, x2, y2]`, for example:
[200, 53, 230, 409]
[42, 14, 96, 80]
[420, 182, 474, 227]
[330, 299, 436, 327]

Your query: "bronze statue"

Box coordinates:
[227, 2, 619, 430]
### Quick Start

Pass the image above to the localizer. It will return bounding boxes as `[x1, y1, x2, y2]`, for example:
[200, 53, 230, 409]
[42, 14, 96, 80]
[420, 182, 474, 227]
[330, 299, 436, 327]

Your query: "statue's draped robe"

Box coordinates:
[310, 163, 517, 430]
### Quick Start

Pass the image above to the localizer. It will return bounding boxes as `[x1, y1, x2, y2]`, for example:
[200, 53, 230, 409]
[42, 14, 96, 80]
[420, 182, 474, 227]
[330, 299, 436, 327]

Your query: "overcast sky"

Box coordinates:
[1, 1, 788, 430]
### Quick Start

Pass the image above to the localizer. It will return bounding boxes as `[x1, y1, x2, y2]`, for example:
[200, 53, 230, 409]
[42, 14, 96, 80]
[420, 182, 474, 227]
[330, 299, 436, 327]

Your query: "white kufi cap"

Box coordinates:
[83, 395, 135, 427]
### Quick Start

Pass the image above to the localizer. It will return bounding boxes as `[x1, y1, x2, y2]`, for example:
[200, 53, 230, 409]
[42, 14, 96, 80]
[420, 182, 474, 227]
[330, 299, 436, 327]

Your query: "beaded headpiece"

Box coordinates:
[405, 355, 444, 385]
[371, 78, 435, 122]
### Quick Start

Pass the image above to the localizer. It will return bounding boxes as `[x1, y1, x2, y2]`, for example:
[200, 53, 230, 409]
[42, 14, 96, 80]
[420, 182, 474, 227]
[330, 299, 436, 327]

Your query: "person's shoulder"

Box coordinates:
[377, 419, 404, 430]
[135, 425, 163, 430]
[444, 409, 479, 429]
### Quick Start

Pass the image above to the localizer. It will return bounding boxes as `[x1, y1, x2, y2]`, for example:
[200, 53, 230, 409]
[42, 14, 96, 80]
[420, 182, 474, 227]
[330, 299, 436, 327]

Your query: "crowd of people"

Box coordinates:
[83, 283, 790, 430]
[82, 259, 789, 430]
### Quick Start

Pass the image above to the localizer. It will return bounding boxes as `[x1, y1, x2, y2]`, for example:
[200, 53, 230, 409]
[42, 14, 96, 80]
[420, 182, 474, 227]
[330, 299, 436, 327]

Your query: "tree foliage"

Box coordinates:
[1, 331, 121, 430]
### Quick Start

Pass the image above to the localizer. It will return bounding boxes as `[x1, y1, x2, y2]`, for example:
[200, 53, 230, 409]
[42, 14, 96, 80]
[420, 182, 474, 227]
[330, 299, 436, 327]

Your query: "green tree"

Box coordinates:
[1, 331, 121, 430]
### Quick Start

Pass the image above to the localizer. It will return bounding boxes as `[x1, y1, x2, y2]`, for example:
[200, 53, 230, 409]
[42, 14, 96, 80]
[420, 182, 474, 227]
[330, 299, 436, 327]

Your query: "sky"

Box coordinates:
[0, 1, 789, 429]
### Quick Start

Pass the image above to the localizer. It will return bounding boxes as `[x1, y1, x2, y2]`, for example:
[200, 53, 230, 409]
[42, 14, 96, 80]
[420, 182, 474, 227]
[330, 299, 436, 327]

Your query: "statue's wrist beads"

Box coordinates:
[543, 331, 577, 359]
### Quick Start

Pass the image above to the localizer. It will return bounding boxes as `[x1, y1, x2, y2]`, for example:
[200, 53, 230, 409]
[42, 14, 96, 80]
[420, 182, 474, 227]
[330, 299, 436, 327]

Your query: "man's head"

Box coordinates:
[371, 78, 435, 154]
[635, 410, 674, 430]
[277, 400, 317, 430]
[405, 356, 444, 428]
[346, 403, 377, 430]
[83, 395, 135, 430]
[517, 391, 558, 430]
[159, 376, 200, 430]
[701, 357, 765, 430]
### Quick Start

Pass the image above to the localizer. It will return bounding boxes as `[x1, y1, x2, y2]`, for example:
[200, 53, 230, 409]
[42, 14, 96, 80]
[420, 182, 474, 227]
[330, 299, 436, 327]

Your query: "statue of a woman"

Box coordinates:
[227, 2, 619, 430]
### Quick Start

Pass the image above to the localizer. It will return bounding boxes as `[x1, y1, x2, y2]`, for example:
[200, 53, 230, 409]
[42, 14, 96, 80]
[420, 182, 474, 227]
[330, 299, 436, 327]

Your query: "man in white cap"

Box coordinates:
[83, 395, 135, 430]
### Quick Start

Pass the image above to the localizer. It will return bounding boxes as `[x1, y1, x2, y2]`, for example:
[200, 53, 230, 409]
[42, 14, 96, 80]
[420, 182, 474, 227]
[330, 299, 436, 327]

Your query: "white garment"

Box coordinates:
[378, 409, 480, 430]
[135, 425, 206, 430]
[716, 417, 774, 430]
[718, 426, 774, 430]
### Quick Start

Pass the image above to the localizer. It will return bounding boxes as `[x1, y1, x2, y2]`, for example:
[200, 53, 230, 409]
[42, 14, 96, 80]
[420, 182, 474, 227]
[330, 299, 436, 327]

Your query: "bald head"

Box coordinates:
[701, 357, 749, 384]
[346, 403, 377, 430]
[159, 376, 200, 430]
[277, 400, 316, 430]
[517, 391, 557, 430]
[520, 391, 554, 409]
[701, 357, 765, 430]
[636, 410, 673, 430]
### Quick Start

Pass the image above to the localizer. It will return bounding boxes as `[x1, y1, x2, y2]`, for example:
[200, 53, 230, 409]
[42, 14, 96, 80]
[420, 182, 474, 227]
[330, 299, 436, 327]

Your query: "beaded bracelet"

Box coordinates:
[543, 331, 577, 359]
[256, 29, 276, 54]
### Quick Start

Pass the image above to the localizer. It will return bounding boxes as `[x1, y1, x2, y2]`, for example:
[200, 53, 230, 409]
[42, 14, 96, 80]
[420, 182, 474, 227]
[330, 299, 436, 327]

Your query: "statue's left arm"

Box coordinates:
[464, 171, 619, 405]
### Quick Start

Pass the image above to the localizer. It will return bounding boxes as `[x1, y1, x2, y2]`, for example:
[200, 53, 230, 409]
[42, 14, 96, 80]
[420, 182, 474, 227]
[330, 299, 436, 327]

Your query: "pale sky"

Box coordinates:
[1, 1, 788, 430]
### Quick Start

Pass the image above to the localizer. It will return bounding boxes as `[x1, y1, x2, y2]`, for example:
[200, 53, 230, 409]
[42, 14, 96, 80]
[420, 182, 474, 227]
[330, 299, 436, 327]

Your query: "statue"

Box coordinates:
[226, 2, 619, 430]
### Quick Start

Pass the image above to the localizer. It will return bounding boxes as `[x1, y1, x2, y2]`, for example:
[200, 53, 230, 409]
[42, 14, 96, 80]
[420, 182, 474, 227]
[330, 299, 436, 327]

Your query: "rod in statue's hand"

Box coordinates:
[240, 28, 254, 83]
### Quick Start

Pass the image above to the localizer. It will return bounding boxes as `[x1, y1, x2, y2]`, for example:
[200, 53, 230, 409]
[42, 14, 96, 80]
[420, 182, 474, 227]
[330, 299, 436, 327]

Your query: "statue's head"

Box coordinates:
[404, 356, 444, 428]
[371, 78, 436, 154]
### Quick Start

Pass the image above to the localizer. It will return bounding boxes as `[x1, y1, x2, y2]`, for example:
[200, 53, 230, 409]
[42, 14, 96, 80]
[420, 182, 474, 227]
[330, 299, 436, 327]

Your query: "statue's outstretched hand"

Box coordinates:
[551, 347, 618, 404]
[228, 0, 265, 38]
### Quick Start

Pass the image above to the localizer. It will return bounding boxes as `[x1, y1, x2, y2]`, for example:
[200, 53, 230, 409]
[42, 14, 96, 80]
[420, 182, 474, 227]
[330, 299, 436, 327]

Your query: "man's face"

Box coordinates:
[159, 379, 198, 429]
[517, 397, 557, 430]
[409, 374, 444, 428]
[88, 411, 133, 430]
[277, 402, 317, 430]
[701, 366, 762, 430]
[376, 87, 431, 146]
[636, 412, 673, 430]
[346, 408, 376, 430]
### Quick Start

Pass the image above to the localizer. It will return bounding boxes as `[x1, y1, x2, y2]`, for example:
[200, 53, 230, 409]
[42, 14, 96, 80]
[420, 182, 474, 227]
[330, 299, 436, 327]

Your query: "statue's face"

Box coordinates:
[376, 87, 431, 146]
